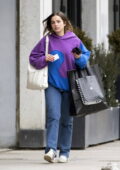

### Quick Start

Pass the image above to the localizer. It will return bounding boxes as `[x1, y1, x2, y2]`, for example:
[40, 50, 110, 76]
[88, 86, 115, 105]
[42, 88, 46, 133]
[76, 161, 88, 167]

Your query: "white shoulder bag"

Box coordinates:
[27, 35, 49, 90]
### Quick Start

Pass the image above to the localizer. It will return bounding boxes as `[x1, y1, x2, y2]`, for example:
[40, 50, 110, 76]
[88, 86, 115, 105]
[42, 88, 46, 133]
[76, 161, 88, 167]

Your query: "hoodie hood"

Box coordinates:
[50, 31, 77, 40]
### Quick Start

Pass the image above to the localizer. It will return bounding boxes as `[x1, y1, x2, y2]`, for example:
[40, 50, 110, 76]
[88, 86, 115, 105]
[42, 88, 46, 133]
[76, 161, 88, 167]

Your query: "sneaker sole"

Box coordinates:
[44, 155, 54, 163]
[58, 160, 68, 163]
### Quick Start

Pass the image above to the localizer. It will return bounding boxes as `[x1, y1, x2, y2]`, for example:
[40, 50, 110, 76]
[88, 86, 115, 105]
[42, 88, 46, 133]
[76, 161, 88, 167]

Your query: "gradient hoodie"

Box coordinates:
[29, 31, 91, 91]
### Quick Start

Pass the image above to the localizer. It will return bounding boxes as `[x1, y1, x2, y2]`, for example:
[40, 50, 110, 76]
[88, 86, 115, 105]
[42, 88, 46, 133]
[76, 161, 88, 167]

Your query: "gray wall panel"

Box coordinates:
[0, 0, 16, 147]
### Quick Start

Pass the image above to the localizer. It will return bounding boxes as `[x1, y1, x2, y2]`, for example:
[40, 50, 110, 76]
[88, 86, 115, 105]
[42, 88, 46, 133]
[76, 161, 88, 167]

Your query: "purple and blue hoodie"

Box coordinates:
[29, 31, 91, 91]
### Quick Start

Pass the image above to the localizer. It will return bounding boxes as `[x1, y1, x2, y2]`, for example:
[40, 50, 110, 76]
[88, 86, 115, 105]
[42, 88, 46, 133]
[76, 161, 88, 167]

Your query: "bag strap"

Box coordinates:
[45, 35, 49, 56]
[80, 62, 93, 77]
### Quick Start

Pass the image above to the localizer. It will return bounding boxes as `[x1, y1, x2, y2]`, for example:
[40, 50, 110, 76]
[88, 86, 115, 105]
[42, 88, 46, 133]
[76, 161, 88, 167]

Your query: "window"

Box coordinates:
[52, 0, 82, 28]
[113, 0, 120, 30]
[67, 0, 82, 28]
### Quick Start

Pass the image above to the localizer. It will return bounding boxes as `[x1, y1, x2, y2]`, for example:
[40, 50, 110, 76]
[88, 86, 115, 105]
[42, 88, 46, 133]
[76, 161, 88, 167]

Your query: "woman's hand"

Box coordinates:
[45, 54, 54, 62]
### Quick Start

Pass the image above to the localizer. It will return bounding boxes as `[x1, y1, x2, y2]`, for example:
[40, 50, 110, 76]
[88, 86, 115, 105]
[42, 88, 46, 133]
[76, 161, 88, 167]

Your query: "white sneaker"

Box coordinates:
[58, 155, 68, 163]
[44, 149, 56, 163]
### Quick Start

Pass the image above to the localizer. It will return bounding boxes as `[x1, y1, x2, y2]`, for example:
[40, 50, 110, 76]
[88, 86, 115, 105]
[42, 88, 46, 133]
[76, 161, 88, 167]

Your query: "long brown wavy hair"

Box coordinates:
[43, 11, 73, 35]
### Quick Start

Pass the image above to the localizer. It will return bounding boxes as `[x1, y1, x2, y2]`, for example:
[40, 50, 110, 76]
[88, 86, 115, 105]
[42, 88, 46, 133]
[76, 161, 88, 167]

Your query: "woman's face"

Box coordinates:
[51, 15, 66, 36]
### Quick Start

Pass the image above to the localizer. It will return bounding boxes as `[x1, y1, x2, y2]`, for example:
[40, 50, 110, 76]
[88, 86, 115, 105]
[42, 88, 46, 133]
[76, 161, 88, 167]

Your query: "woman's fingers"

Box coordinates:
[46, 54, 54, 62]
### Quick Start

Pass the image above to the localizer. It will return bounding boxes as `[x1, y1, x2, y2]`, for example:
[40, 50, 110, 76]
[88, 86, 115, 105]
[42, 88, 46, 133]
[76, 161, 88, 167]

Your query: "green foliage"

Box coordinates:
[108, 29, 120, 54]
[73, 27, 93, 51]
[108, 29, 120, 67]
[90, 45, 119, 107]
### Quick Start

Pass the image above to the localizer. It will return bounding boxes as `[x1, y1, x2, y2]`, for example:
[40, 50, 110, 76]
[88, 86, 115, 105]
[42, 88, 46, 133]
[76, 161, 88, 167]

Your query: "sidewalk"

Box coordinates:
[0, 140, 120, 170]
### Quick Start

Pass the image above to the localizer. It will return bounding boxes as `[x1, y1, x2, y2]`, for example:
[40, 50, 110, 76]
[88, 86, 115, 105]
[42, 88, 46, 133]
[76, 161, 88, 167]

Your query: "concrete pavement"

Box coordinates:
[0, 140, 120, 170]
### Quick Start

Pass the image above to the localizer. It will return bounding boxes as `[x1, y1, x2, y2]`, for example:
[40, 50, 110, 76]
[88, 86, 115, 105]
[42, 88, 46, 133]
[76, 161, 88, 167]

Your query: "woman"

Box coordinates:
[29, 12, 91, 163]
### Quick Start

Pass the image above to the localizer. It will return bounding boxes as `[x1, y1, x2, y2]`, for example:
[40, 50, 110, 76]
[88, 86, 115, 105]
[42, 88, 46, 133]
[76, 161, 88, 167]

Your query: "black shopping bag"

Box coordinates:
[68, 64, 108, 117]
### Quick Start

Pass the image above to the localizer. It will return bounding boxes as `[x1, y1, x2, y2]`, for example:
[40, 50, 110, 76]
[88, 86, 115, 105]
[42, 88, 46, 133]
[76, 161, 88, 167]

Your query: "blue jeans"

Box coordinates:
[45, 84, 73, 157]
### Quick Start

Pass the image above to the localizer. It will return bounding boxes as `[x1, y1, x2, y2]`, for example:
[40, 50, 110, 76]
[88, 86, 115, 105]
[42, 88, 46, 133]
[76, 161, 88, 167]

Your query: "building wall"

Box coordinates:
[82, 0, 97, 42]
[0, 0, 112, 148]
[19, 0, 52, 147]
[18, 0, 110, 147]
[82, 0, 109, 49]
[0, 0, 16, 147]
[19, 0, 43, 130]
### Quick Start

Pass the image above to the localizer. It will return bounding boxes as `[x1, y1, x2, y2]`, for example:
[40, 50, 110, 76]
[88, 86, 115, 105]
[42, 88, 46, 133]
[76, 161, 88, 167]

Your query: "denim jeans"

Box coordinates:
[45, 84, 73, 157]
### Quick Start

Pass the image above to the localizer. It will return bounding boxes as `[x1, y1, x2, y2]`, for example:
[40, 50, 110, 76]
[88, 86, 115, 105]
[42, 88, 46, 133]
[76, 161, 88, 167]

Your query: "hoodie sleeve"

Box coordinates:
[29, 36, 48, 69]
[75, 41, 91, 69]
